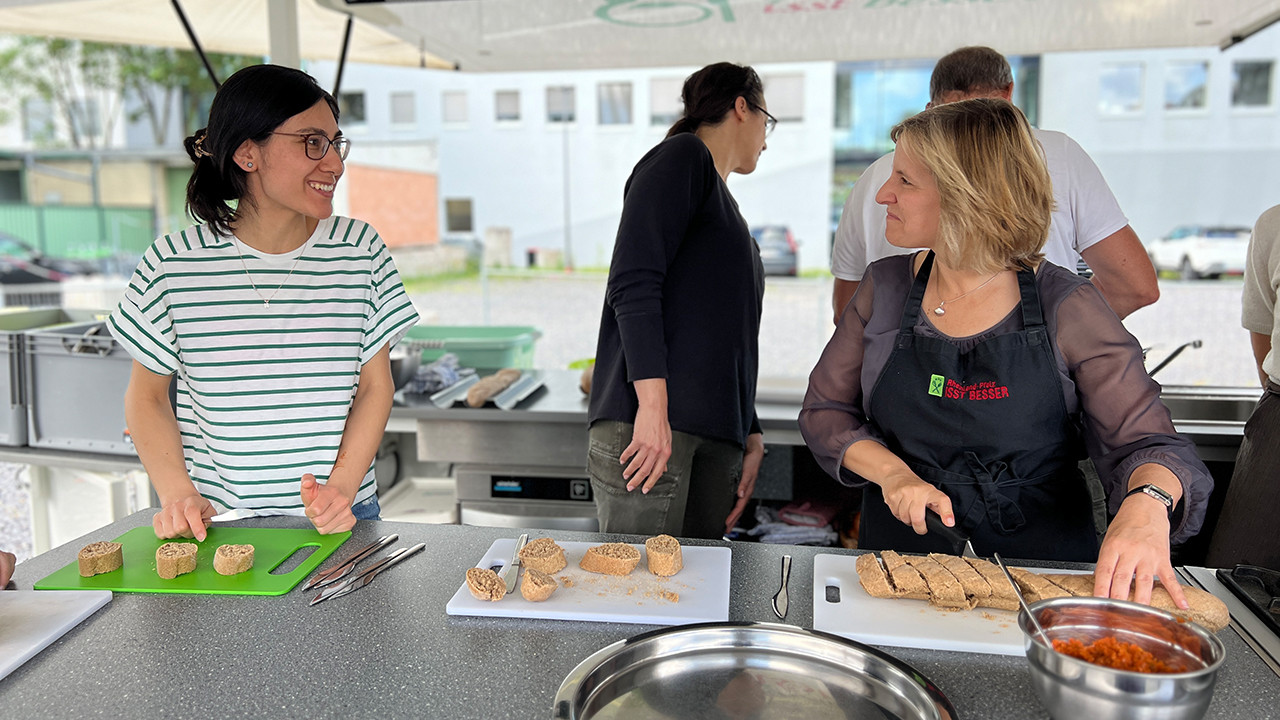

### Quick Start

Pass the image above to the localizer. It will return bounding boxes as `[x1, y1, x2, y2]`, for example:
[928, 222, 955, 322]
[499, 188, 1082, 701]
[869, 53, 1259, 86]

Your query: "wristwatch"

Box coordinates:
[1125, 483, 1174, 518]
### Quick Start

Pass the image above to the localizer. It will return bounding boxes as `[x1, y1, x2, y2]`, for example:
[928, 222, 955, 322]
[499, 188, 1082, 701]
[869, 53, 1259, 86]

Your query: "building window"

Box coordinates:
[495, 90, 520, 122]
[598, 82, 632, 125]
[1099, 63, 1144, 114]
[338, 92, 366, 124]
[69, 98, 101, 139]
[390, 91, 417, 125]
[21, 98, 54, 143]
[762, 74, 804, 122]
[441, 91, 468, 124]
[1233, 60, 1274, 107]
[1165, 61, 1208, 110]
[445, 198, 473, 233]
[650, 77, 683, 126]
[547, 86, 575, 123]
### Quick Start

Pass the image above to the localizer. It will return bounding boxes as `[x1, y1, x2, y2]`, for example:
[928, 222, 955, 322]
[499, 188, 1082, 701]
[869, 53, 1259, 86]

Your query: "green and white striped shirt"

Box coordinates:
[109, 216, 419, 516]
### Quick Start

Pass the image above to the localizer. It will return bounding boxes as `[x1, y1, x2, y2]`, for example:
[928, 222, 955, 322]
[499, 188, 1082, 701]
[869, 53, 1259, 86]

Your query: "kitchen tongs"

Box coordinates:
[303, 533, 399, 591]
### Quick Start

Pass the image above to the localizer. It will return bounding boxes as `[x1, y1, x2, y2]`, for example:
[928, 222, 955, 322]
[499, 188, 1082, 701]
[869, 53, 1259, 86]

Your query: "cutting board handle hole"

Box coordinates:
[825, 585, 841, 604]
[269, 545, 318, 575]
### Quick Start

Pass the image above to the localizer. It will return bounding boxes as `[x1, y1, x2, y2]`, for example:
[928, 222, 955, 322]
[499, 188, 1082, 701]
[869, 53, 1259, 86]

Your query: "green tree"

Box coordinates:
[118, 46, 257, 147]
[0, 36, 124, 149]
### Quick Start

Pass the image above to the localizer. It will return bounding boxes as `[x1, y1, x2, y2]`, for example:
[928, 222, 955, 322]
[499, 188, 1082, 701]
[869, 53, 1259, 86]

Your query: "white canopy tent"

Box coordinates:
[0, 0, 1277, 73]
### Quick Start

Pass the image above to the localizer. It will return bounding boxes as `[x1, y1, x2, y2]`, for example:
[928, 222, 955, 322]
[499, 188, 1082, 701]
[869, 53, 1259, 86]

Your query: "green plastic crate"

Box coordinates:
[402, 325, 541, 370]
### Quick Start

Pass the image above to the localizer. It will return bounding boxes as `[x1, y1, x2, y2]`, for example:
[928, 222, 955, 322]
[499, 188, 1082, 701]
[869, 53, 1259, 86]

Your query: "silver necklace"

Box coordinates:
[232, 235, 308, 308]
[933, 270, 1002, 316]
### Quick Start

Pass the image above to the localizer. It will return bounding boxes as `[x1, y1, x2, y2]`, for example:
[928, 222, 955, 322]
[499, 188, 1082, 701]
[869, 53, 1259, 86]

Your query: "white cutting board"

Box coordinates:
[0, 590, 112, 680]
[446, 539, 730, 626]
[812, 554, 1089, 656]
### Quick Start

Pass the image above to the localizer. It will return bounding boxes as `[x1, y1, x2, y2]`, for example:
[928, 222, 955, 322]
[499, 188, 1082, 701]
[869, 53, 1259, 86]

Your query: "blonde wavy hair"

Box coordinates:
[890, 98, 1053, 274]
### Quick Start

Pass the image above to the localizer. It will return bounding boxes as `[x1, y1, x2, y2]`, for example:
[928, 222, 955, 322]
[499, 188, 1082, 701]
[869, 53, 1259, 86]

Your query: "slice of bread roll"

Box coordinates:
[962, 558, 1021, 611]
[645, 535, 683, 577]
[520, 568, 558, 602]
[579, 543, 640, 576]
[156, 542, 198, 579]
[518, 537, 567, 574]
[903, 554, 974, 610]
[1039, 573, 1230, 633]
[930, 553, 998, 609]
[855, 553, 897, 599]
[466, 567, 506, 601]
[77, 541, 123, 577]
[1009, 567, 1072, 602]
[213, 544, 255, 576]
[879, 550, 930, 600]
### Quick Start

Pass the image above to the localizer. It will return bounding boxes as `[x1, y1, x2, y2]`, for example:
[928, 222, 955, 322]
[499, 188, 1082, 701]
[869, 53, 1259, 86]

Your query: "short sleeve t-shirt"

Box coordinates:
[109, 216, 420, 515]
[1241, 204, 1280, 382]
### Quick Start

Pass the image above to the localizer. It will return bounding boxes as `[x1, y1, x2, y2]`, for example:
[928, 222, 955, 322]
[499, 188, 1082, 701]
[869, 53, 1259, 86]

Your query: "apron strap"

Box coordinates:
[1016, 263, 1047, 346]
[897, 251, 935, 346]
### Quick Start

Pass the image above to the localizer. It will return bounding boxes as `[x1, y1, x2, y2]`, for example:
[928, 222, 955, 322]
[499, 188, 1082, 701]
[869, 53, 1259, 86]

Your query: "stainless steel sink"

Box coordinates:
[1160, 387, 1259, 424]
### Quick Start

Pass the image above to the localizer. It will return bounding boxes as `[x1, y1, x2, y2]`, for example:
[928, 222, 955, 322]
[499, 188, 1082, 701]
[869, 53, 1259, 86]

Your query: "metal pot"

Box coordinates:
[388, 345, 421, 390]
[553, 621, 955, 720]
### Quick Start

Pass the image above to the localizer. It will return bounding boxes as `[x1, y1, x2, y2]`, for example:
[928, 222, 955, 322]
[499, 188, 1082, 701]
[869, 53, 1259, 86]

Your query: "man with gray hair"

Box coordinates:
[830, 46, 1158, 323]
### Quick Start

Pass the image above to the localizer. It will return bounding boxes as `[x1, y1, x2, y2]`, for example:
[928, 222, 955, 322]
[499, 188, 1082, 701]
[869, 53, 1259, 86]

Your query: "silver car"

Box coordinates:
[1147, 225, 1251, 280]
[750, 225, 798, 277]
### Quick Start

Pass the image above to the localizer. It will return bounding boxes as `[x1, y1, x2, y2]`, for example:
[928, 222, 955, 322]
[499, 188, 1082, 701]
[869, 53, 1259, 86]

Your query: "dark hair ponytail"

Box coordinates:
[183, 64, 340, 237]
[666, 62, 764, 139]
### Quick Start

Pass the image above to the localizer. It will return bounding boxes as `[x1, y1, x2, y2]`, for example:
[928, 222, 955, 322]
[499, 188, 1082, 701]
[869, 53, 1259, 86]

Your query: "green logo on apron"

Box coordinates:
[928, 374, 945, 397]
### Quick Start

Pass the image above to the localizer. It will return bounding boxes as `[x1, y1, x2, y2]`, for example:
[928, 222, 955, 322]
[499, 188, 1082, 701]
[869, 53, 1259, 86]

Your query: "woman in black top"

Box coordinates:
[587, 62, 772, 539]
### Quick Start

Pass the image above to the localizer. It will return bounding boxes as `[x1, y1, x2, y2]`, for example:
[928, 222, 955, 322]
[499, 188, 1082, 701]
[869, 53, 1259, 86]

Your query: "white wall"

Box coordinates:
[310, 60, 834, 271]
[1039, 25, 1280, 242]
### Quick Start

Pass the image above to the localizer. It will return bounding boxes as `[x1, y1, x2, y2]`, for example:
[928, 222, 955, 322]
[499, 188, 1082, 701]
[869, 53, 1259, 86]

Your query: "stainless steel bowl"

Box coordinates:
[554, 621, 955, 720]
[388, 345, 421, 390]
[1018, 597, 1226, 720]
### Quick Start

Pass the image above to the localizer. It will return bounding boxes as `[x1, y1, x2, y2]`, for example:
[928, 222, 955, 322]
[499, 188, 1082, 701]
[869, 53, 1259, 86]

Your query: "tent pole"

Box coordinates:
[169, 0, 221, 89]
[334, 14, 354, 96]
[266, 0, 302, 69]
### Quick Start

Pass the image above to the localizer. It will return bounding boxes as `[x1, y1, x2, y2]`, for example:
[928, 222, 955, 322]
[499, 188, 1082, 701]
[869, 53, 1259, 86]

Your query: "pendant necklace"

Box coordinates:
[233, 235, 308, 308]
[933, 270, 1002, 316]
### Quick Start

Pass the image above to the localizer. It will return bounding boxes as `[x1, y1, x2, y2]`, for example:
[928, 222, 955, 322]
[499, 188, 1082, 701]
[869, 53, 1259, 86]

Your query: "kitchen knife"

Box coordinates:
[309, 543, 425, 606]
[924, 510, 977, 558]
[303, 533, 399, 592]
[499, 533, 529, 596]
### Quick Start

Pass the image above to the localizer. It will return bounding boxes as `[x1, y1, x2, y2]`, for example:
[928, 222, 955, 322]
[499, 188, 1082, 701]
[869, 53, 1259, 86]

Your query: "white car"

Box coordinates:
[1147, 225, 1252, 280]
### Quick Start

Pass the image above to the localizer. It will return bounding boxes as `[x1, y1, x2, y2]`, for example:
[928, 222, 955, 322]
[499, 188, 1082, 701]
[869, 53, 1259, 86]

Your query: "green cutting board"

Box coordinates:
[34, 526, 350, 596]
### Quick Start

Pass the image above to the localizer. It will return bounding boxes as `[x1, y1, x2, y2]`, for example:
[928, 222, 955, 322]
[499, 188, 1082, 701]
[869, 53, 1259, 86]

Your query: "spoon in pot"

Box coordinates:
[993, 552, 1052, 648]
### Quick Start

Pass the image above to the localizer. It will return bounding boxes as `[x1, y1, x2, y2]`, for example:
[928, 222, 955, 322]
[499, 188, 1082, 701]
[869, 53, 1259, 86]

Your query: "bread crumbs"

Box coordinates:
[659, 590, 679, 603]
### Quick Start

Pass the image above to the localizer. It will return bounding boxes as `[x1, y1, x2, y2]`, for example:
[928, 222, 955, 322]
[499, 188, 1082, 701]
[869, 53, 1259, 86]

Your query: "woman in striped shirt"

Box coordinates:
[110, 65, 419, 540]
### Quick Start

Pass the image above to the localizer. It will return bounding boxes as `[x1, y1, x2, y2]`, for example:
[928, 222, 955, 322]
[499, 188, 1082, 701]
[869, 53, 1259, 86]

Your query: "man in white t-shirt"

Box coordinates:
[831, 46, 1158, 324]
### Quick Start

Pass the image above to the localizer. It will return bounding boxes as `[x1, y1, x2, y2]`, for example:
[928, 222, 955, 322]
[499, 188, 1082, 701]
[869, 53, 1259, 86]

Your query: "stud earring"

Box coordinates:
[246, 162, 253, 169]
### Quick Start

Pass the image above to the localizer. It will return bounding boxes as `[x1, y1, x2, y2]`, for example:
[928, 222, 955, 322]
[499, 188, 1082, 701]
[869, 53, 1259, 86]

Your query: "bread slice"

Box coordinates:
[903, 554, 974, 609]
[1009, 567, 1072, 602]
[962, 558, 1021, 611]
[520, 568, 558, 602]
[879, 550, 930, 600]
[855, 553, 897, 599]
[156, 542, 198, 579]
[466, 567, 506, 601]
[518, 537, 567, 574]
[77, 541, 123, 577]
[580, 543, 641, 575]
[930, 553, 997, 608]
[213, 544, 255, 576]
[645, 535, 683, 577]
[1039, 573, 1229, 632]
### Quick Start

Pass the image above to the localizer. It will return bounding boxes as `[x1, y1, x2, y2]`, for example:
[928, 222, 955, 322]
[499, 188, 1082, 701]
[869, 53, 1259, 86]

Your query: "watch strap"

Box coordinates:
[1125, 483, 1174, 518]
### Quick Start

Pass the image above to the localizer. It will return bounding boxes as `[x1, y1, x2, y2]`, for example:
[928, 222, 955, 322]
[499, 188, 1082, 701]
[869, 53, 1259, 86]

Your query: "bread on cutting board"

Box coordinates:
[77, 541, 123, 577]
[156, 542, 198, 579]
[213, 545, 255, 576]
[520, 568, 558, 602]
[466, 567, 506, 601]
[518, 537, 567, 574]
[645, 535, 683, 577]
[579, 543, 640, 576]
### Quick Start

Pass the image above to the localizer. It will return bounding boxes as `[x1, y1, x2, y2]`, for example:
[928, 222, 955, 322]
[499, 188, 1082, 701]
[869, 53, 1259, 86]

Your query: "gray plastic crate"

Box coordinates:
[24, 319, 136, 455]
[0, 308, 107, 447]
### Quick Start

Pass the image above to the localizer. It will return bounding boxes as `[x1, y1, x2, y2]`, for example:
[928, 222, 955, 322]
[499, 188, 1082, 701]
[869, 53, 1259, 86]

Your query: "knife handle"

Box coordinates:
[305, 533, 399, 590]
[361, 543, 426, 584]
[924, 510, 968, 555]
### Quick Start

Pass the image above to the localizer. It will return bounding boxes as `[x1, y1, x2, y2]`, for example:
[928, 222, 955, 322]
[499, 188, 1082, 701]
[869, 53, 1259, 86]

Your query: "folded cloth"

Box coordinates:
[747, 506, 837, 545]
[779, 500, 839, 527]
[404, 353, 476, 395]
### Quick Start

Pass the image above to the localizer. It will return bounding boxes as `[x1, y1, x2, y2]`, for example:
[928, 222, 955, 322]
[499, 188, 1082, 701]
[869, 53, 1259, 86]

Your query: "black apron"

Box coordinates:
[861, 252, 1097, 562]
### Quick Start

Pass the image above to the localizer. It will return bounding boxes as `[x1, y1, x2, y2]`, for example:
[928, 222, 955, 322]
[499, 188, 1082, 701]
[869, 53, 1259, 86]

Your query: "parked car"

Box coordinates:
[1147, 225, 1252, 280]
[0, 232, 99, 284]
[750, 225, 798, 277]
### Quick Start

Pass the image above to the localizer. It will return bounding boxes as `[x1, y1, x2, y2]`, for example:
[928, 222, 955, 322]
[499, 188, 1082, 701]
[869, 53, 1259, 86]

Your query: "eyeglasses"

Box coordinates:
[747, 101, 777, 137]
[271, 132, 351, 161]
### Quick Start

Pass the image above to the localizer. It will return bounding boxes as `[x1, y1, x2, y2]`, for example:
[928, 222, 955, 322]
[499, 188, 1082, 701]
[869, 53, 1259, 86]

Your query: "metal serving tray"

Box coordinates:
[428, 369, 544, 410]
[553, 622, 956, 720]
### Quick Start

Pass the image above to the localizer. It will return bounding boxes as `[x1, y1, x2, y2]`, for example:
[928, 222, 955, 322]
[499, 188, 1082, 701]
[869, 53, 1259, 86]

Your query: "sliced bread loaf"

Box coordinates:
[466, 567, 506, 601]
[518, 537, 567, 574]
[645, 535, 683, 577]
[213, 544, 255, 576]
[1039, 572, 1230, 632]
[520, 568, 558, 602]
[579, 543, 640, 576]
[77, 541, 123, 577]
[156, 542, 198, 579]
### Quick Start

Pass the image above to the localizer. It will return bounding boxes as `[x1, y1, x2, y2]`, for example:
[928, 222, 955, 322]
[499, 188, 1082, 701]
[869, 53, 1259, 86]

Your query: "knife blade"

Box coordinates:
[309, 543, 425, 606]
[303, 533, 399, 592]
[499, 533, 529, 596]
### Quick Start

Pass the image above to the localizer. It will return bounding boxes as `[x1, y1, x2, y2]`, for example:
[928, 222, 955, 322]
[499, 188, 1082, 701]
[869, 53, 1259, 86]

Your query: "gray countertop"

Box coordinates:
[2, 513, 1278, 718]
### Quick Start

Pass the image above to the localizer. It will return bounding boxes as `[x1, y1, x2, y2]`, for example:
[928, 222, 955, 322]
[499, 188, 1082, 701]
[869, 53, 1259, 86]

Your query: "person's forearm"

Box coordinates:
[633, 377, 668, 414]
[1080, 227, 1159, 319]
[1250, 331, 1271, 387]
[328, 374, 394, 499]
[841, 438, 915, 488]
[832, 279, 860, 327]
[124, 385, 197, 505]
[1125, 463, 1184, 508]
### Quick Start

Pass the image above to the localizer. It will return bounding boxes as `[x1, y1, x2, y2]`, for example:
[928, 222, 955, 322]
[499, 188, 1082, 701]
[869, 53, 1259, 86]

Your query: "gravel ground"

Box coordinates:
[0, 274, 1253, 557]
